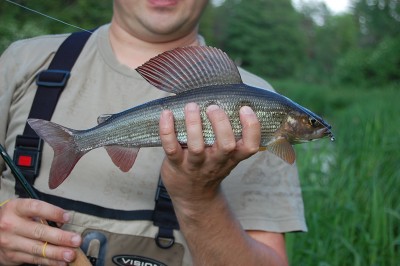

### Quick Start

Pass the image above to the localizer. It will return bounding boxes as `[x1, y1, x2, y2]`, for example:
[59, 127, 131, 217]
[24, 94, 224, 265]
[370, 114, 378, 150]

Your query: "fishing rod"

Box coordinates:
[4, 0, 93, 34]
[0, 144, 91, 266]
[0, 143, 42, 201]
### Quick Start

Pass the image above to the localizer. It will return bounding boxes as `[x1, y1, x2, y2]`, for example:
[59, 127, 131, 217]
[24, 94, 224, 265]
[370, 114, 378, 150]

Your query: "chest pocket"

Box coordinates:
[81, 229, 184, 266]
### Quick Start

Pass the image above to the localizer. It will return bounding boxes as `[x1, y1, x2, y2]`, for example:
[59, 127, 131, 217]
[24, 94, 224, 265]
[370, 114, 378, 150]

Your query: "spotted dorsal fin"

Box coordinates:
[136, 46, 243, 94]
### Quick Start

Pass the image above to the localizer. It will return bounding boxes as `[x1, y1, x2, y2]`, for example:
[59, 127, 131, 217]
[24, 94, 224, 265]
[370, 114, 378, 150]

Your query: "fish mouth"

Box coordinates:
[318, 127, 335, 142]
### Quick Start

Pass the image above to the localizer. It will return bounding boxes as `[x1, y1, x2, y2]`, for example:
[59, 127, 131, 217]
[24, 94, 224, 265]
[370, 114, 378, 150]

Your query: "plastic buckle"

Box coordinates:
[36, 69, 71, 87]
[13, 135, 43, 178]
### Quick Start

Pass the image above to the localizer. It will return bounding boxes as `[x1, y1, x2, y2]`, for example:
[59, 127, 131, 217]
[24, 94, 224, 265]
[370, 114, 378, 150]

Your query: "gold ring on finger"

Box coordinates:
[41, 241, 48, 258]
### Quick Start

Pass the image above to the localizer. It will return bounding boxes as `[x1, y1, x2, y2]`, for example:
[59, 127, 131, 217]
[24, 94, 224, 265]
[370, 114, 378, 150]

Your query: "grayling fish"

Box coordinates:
[28, 46, 334, 189]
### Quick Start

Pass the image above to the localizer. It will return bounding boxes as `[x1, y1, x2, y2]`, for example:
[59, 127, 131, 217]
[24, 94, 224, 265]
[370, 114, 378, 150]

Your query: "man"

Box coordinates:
[0, 1, 306, 265]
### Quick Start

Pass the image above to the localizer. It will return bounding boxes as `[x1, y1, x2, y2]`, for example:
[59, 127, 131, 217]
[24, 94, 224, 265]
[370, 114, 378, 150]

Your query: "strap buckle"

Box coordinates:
[13, 135, 43, 178]
[153, 178, 179, 249]
[36, 69, 71, 87]
[155, 228, 176, 249]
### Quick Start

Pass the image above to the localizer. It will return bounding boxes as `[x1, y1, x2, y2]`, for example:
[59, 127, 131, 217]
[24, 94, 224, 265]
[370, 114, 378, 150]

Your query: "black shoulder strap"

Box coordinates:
[14, 30, 93, 197]
[153, 177, 180, 249]
[24, 30, 94, 136]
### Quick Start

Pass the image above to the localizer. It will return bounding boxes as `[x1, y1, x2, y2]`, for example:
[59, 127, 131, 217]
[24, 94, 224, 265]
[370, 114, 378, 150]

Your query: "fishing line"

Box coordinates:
[4, 0, 93, 34]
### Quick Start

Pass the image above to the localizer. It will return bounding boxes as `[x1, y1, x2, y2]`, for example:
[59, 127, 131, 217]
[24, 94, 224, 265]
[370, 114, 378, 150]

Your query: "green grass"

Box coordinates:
[270, 80, 400, 265]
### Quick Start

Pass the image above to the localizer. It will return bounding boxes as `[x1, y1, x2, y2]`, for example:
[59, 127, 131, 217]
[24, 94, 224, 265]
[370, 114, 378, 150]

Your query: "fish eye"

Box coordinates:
[309, 117, 318, 127]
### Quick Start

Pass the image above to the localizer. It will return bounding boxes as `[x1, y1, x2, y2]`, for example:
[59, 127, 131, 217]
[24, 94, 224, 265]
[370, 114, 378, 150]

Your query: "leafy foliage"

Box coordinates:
[332, 0, 400, 87]
[353, 0, 400, 47]
[336, 36, 400, 87]
[1, 0, 399, 88]
[210, 0, 305, 79]
[0, 0, 111, 52]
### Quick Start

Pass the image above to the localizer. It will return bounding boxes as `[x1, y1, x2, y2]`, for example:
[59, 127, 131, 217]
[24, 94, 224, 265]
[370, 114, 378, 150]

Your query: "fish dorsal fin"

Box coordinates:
[266, 138, 296, 164]
[97, 114, 113, 124]
[136, 46, 243, 94]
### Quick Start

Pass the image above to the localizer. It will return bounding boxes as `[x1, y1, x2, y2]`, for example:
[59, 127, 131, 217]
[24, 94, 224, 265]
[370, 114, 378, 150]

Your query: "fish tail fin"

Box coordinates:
[27, 119, 86, 189]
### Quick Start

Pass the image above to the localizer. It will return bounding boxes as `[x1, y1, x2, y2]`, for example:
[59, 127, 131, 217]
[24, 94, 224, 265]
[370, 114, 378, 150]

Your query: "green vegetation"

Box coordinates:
[200, 0, 400, 87]
[1, 0, 399, 264]
[273, 80, 399, 265]
[0, 1, 111, 50]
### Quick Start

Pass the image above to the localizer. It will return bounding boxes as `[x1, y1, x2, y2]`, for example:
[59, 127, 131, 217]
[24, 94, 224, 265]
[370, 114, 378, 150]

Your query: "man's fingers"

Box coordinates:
[160, 104, 260, 173]
[206, 105, 236, 155]
[8, 199, 81, 247]
[7, 251, 67, 266]
[3, 234, 73, 265]
[14, 199, 69, 225]
[25, 238, 75, 263]
[14, 219, 81, 247]
[159, 109, 182, 162]
[236, 106, 261, 158]
[30, 241, 75, 263]
[185, 103, 206, 164]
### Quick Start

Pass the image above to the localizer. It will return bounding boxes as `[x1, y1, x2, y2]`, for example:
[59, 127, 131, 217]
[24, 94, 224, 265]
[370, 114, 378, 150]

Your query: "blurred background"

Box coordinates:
[1, 0, 399, 265]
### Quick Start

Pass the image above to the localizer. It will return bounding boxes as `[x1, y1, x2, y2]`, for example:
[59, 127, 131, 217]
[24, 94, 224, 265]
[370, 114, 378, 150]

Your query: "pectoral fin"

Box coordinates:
[266, 139, 296, 164]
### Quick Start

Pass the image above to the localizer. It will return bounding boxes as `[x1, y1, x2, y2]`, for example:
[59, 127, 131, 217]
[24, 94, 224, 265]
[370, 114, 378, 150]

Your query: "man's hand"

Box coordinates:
[0, 198, 82, 265]
[159, 103, 261, 206]
[158, 103, 288, 265]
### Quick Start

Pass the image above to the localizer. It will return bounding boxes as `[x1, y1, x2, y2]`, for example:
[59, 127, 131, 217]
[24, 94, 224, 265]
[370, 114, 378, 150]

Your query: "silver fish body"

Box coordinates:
[28, 46, 334, 189]
[75, 84, 327, 149]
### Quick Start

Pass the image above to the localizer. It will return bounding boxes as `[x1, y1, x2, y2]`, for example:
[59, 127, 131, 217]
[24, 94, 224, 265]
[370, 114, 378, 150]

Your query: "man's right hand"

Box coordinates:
[0, 198, 82, 266]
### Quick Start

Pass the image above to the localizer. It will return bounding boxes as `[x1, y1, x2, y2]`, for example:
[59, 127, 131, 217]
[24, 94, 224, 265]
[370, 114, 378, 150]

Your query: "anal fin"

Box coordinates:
[266, 139, 296, 164]
[104, 146, 140, 172]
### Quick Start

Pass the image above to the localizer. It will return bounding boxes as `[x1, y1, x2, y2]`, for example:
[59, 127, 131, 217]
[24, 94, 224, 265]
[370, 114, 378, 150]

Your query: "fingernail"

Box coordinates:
[185, 102, 198, 111]
[240, 106, 254, 114]
[160, 110, 173, 126]
[63, 212, 70, 222]
[71, 234, 81, 246]
[206, 104, 219, 112]
[63, 250, 74, 262]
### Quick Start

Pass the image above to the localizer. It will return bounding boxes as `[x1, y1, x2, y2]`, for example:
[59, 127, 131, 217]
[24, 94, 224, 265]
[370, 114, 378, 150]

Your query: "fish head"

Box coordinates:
[282, 110, 335, 144]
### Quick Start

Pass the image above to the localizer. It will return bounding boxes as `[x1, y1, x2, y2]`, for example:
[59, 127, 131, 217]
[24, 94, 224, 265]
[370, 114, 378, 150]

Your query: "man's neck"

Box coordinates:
[109, 23, 200, 69]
